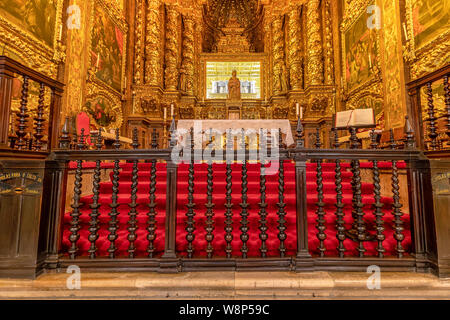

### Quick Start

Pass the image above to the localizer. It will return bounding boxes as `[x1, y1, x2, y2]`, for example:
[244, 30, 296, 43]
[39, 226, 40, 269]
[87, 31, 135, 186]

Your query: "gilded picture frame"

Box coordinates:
[87, 0, 128, 95]
[340, 0, 382, 97]
[0, 0, 65, 77]
[404, 0, 450, 79]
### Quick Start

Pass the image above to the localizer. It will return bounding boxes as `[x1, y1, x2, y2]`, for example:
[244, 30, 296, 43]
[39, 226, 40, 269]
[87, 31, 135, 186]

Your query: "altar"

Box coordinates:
[177, 119, 295, 147]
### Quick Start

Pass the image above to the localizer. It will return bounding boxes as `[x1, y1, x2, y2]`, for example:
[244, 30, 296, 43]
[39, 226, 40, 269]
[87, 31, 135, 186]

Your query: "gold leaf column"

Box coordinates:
[145, 0, 162, 86]
[287, 6, 303, 90]
[134, 0, 144, 85]
[181, 15, 195, 96]
[164, 5, 179, 91]
[306, 0, 324, 86]
[272, 16, 285, 95]
[323, 0, 334, 85]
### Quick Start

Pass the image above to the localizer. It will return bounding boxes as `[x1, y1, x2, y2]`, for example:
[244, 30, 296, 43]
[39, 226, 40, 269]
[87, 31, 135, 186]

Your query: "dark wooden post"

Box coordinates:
[403, 117, 438, 273]
[160, 117, 179, 272]
[294, 116, 313, 271]
[40, 159, 69, 269]
[48, 87, 64, 151]
[0, 60, 14, 148]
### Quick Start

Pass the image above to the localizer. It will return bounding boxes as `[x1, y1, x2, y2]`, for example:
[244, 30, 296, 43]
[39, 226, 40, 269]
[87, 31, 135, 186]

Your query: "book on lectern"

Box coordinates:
[334, 108, 375, 129]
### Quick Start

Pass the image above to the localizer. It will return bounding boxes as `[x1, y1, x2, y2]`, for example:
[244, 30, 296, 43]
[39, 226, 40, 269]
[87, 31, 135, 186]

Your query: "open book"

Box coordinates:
[335, 108, 375, 129]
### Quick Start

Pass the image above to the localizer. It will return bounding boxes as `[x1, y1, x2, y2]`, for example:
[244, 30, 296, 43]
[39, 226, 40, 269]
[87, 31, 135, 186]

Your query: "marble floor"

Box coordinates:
[0, 271, 449, 299]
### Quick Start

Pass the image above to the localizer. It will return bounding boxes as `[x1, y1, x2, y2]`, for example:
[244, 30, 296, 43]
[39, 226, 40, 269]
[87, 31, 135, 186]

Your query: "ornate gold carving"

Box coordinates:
[145, 0, 162, 86]
[272, 15, 285, 95]
[306, 0, 324, 86]
[0, 0, 65, 78]
[382, 0, 406, 128]
[287, 6, 303, 90]
[85, 83, 123, 130]
[323, 0, 334, 85]
[134, 0, 144, 85]
[180, 15, 195, 95]
[404, 0, 450, 79]
[164, 5, 179, 90]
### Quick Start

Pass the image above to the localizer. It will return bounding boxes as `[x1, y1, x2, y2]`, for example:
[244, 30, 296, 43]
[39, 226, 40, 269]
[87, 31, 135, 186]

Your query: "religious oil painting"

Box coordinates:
[412, 0, 450, 49]
[90, 3, 124, 92]
[0, 0, 57, 47]
[84, 97, 118, 129]
[344, 5, 378, 92]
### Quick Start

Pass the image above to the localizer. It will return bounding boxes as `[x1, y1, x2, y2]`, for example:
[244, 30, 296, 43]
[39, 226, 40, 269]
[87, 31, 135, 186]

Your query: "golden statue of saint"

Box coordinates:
[227, 70, 241, 101]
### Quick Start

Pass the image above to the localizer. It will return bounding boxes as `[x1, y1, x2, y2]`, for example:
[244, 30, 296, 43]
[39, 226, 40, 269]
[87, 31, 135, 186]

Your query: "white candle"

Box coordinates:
[164, 107, 167, 120]
[300, 106, 303, 120]
[402, 23, 408, 40]
[296, 103, 299, 117]
[170, 104, 174, 117]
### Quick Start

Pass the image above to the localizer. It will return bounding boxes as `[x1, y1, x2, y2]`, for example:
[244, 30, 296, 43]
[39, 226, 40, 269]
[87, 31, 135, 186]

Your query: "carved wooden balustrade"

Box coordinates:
[0, 56, 64, 157]
[407, 64, 450, 157]
[35, 117, 439, 274]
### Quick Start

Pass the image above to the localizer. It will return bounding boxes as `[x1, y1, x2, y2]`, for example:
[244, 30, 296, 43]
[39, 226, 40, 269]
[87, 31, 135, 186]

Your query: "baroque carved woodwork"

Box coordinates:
[164, 5, 179, 90]
[306, 0, 324, 86]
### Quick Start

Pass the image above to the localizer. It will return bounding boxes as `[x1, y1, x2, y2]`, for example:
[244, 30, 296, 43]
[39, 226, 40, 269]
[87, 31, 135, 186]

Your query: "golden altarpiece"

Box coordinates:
[128, 0, 338, 148]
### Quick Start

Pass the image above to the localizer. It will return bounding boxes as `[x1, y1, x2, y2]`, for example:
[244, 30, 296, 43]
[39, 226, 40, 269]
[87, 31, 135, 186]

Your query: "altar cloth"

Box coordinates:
[176, 119, 294, 147]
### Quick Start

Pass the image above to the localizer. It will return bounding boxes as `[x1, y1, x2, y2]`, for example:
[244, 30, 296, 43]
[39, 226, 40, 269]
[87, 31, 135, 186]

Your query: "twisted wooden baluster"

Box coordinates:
[107, 129, 121, 258]
[258, 129, 268, 258]
[333, 129, 345, 257]
[127, 128, 140, 258]
[205, 129, 215, 258]
[314, 128, 326, 257]
[147, 128, 159, 257]
[239, 128, 250, 258]
[351, 157, 366, 257]
[68, 129, 85, 259]
[276, 128, 287, 257]
[444, 76, 450, 138]
[185, 127, 196, 258]
[371, 130, 385, 258]
[88, 128, 103, 258]
[390, 129, 405, 258]
[33, 83, 45, 151]
[426, 82, 438, 150]
[15, 75, 30, 150]
[224, 130, 234, 258]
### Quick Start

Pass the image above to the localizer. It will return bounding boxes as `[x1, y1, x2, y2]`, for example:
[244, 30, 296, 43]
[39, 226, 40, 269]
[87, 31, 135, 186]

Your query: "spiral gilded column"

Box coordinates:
[272, 16, 285, 95]
[323, 0, 334, 85]
[306, 0, 324, 85]
[133, 0, 144, 85]
[287, 7, 303, 90]
[164, 5, 179, 91]
[180, 15, 195, 95]
[145, 0, 162, 86]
